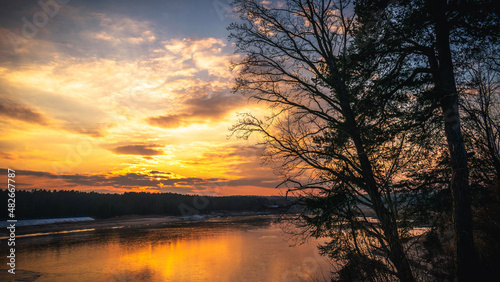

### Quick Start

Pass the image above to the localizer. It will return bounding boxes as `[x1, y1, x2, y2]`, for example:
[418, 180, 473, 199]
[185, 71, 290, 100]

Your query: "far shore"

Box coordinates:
[0, 212, 276, 239]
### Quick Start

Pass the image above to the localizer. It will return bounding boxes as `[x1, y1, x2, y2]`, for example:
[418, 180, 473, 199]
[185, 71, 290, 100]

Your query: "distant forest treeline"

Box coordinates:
[1, 189, 284, 219]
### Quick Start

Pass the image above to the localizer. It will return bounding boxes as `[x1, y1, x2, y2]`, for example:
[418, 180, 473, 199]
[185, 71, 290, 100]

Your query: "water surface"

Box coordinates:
[1, 215, 333, 281]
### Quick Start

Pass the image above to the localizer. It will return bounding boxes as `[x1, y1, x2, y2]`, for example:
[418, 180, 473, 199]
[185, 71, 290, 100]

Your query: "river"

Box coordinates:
[1, 215, 333, 281]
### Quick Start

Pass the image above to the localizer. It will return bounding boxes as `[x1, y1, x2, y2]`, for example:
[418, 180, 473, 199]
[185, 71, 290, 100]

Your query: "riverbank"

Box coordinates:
[0, 212, 276, 239]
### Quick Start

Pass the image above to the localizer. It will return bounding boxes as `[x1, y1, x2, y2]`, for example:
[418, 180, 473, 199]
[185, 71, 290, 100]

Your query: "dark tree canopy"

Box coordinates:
[354, 0, 499, 279]
[229, 0, 499, 280]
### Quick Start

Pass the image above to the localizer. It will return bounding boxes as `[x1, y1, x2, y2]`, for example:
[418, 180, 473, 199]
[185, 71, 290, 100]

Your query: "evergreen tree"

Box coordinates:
[353, 0, 498, 279]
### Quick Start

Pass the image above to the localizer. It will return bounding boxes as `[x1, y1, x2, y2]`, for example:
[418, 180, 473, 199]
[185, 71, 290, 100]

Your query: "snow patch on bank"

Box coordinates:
[0, 217, 94, 228]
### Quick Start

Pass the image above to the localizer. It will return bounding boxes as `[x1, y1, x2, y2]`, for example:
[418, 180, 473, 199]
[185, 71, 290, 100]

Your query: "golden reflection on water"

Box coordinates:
[9, 219, 331, 282]
[117, 233, 238, 281]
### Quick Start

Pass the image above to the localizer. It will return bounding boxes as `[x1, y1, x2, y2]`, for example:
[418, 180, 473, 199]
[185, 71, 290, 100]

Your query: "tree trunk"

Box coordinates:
[330, 71, 416, 282]
[430, 1, 476, 280]
[346, 107, 416, 282]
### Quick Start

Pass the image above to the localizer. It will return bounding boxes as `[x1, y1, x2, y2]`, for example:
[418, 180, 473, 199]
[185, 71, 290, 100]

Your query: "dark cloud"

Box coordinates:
[185, 91, 243, 118]
[224, 178, 280, 189]
[2, 168, 205, 190]
[0, 98, 48, 125]
[147, 113, 190, 128]
[111, 144, 164, 156]
[146, 92, 244, 128]
[150, 170, 171, 174]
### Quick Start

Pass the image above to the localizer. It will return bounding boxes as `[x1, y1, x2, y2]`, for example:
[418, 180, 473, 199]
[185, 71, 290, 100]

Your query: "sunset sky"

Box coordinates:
[0, 0, 282, 195]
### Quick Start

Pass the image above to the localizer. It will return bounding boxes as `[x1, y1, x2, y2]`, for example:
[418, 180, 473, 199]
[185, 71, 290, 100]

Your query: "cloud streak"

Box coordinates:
[0, 168, 280, 195]
[146, 91, 245, 128]
[111, 144, 165, 156]
[0, 98, 48, 125]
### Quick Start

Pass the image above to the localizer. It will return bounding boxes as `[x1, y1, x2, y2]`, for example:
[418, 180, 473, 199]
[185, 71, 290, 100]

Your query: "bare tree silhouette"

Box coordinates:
[228, 0, 438, 280]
